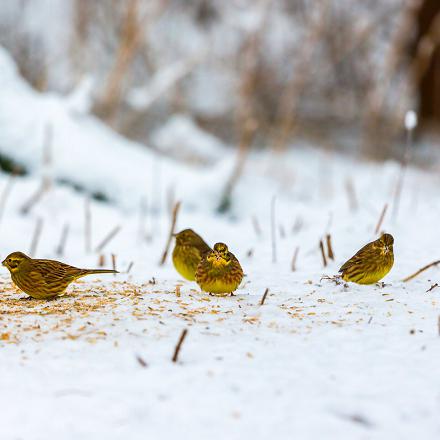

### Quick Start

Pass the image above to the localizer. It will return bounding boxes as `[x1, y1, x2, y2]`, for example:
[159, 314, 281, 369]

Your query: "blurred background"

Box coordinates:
[0, 0, 438, 164]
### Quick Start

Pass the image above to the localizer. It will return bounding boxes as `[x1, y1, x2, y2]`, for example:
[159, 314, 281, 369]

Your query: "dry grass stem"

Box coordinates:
[251, 215, 262, 238]
[0, 173, 16, 223]
[319, 240, 327, 268]
[29, 217, 43, 257]
[126, 261, 134, 274]
[84, 197, 91, 253]
[111, 254, 117, 275]
[95, 225, 121, 253]
[56, 223, 70, 257]
[259, 288, 270, 306]
[172, 328, 188, 363]
[374, 203, 388, 235]
[326, 234, 334, 260]
[403, 261, 440, 282]
[345, 178, 358, 212]
[271, 196, 277, 263]
[291, 247, 299, 271]
[159, 201, 181, 266]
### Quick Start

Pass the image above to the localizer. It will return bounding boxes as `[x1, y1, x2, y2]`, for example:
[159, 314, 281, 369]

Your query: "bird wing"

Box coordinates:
[339, 242, 373, 272]
[33, 260, 81, 284]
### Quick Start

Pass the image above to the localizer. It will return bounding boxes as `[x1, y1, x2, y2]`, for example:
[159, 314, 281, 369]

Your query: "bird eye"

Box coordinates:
[8, 259, 11, 263]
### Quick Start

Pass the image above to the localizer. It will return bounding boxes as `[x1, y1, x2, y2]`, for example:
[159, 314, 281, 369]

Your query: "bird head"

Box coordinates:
[174, 229, 201, 246]
[379, 233, 394, 253]
[2, 252, 30, 272]
[208, 242, 231, 266]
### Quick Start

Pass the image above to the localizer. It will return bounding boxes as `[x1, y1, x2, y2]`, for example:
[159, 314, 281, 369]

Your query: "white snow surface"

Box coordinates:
[0, 47, 440, 440]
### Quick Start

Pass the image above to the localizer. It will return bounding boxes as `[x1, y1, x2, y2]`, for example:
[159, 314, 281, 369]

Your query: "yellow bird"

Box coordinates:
[2, 251, 117, 299]
[339, 233, 394, 284]
[196, 242, 243, 295]
[172, 229, 211, 281]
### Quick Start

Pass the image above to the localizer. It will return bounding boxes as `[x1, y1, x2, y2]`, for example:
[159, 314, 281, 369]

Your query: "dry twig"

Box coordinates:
[326, 234, 334, 260]
[251, 215, 262, 238]
[426, 283, 439, 293]
[29, 218, 43, 257]
[291, 247, 299, 272]
[172, 329, 188, 363]
[84, 197, 91, 253]
[319, 240, 327, 268]
[374, 203, 388, 235]
[260, 288, 270, 306]
[402, 260, 440, 283]
[271, 196, 277, 263]
[111, 254, 117, 275]
[126, 261, 134, 274]
[95, 225, 121, 253]
[345, 178, 358, 212]
[159, 201, 181, 266]
[55, 223, 70, 257]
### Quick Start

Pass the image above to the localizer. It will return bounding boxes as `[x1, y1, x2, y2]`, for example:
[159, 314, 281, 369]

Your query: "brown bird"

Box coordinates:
[339, 233, 394, 284]
[195, 242, 244, 295]
[172, 229, 211, 281]
[2, 251, 118, 299]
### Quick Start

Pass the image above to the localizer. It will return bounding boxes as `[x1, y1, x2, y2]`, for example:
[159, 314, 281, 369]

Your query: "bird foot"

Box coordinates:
[375, 282, 389, 288]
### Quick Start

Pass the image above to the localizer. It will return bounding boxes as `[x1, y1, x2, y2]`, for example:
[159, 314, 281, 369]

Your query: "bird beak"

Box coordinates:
[1, 259, 6, 267]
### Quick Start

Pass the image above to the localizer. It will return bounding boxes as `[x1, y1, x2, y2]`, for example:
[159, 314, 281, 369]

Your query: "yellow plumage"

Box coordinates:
[172, 229, 211, 281]
[2, 251, 117, 299]
[196, 242, 243, 295]
[339, 233, 394, 284]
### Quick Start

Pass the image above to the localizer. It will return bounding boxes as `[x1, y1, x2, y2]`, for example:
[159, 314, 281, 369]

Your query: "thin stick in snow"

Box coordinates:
[251, 215, 262, 238]
[126, 261, 134, 274]
[326, 234, 335, 260]
[84, 197, 91, 253]
[271, 196, 277, 263]
[29, 218, 43, 257]
[172, 329, 188, 363]
[95, 225, 121, 253]
[319, 240, 327, 268]
[20, 183, 49, 215]
[21, 125, 53, 215]
[159, 201, 181, 266]
[345, 178, 358, 212]
[260, 288, 270, 306]
[55, 223, 70, 257]
[136, 355, 148, 368]
[98, 254, 106, 267]
[402, 260, 440, 282]
[291, 247, 299, 272]
[111, 254, 117, 275]
[374, 203, 388, 235]
[426, 283, 438, 293]
[0, 173, 15, 224]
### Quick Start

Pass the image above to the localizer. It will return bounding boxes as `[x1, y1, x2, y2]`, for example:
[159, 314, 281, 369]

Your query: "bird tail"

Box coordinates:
[80, 269, 119, 277]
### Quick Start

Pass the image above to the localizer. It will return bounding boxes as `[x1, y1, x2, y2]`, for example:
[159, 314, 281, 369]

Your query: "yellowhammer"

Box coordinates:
[172, 229, 211, 281]
[339, 233, 394, 284]
[196, 242, 243, 295]
[2, 251, 117, 299]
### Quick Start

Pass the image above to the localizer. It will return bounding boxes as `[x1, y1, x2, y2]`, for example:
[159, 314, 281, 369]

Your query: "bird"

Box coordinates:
[338, 233, 394, 284]
[172, 229, 211, 281]
[2, 251, 118, 299]
[195, 242, 243, 295]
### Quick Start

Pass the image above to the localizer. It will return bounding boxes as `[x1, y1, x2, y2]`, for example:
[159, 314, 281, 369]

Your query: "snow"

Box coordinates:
[0, 45, 440, 440]
[151, 114, 227, 164]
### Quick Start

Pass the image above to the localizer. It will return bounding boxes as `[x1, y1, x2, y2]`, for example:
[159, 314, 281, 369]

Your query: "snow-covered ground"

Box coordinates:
[0, 46, 440, 440]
